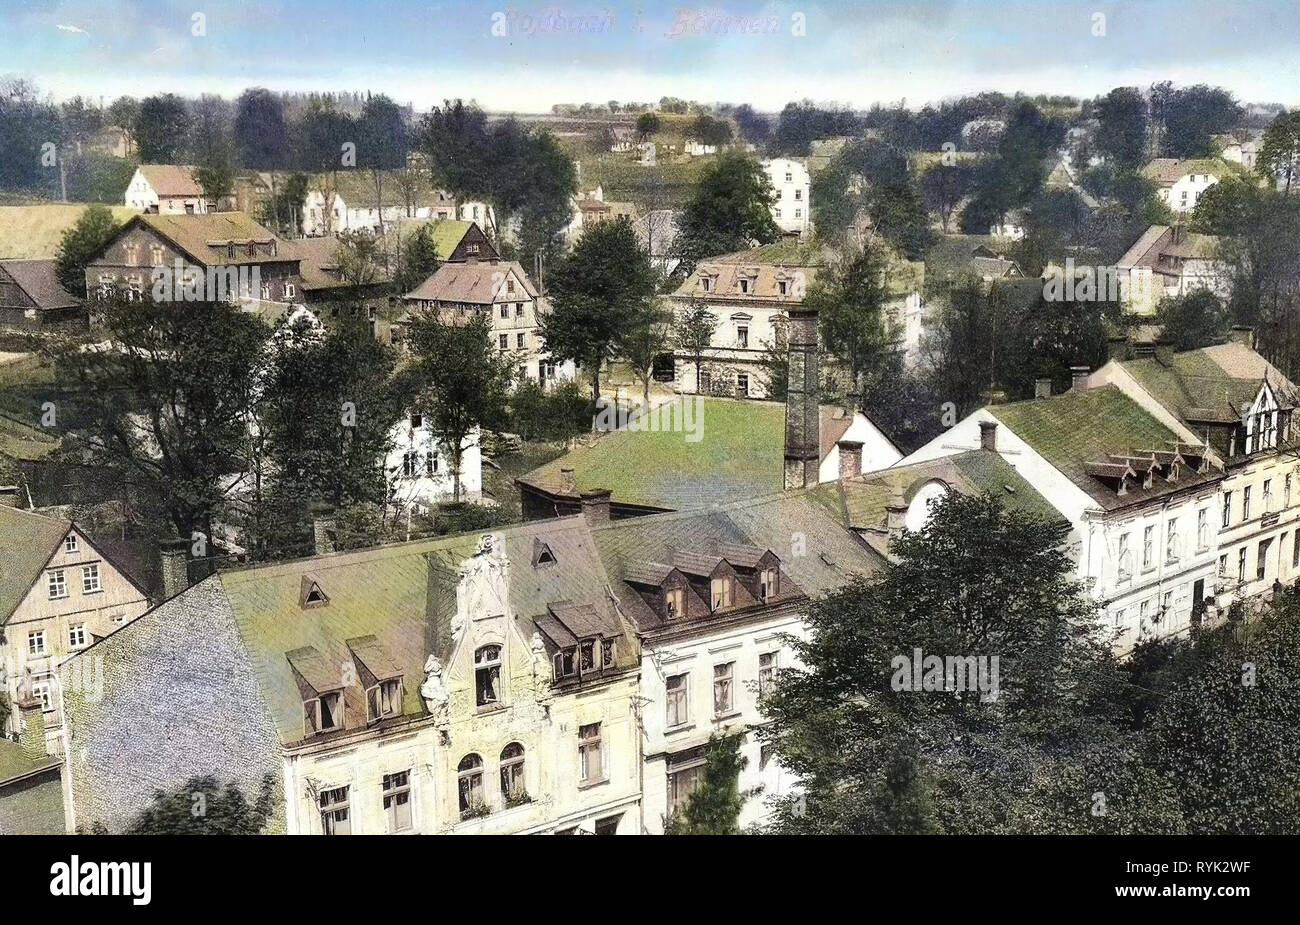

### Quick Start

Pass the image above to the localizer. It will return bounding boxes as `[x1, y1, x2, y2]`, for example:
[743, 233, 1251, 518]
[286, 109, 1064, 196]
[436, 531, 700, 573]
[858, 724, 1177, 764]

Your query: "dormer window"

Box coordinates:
[709, 576, 732, 610]
[367, 678, 402, 722]
[300, 576, 329, 608]
[778, 279, 789, 296]
[760, 568, 778, 601]
[475, 645, 502, 707]
[665, 587, 683, 618]
[227, 243, 235, 259]
[65, 533, 78, 553]
[305, 691, 343, 734]
[700, 276, 712, 293]
[553, 647, 577, 679]
[738, 278, 750, 294]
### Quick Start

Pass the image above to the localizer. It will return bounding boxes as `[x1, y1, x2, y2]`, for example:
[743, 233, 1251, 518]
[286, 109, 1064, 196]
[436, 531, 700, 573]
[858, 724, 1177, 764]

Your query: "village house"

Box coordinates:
[904, 376, 1226, 650]
[1114, 224, 1231, 316]
[1141, 158, 1226, 214]
[989, 209, 1028, 240]
[124, 165, 221, 214]
[302, 171, 459, 236]
[85, 212, 303, 310]
[0, 259, 82, 331]
[0, 499, 150, 756]
[385, 410, 484, 511]
[1087, 340, 1300, 612]
[561, 186, 638, 247]
[762, 158, 812, 234]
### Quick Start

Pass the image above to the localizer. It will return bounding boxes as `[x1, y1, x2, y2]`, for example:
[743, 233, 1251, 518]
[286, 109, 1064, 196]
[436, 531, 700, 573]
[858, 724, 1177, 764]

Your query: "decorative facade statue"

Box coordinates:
[420, 655, 449, 723]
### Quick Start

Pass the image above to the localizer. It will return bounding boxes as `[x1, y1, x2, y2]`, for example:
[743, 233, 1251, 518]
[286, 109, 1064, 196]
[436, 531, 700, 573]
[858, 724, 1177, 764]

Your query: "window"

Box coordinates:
[500, 304, 509, 319]
[516, 332, 526, 349]
[499, 333, 509, 351]
[1197, 509, 1208, 550]
[1243, 486, 1252, 520]
[500, 743, 526, 802]
[1238, 547, 1248, 582]
[709, 576, 732, 611]
[778, 279, 789, 296]
[1258, 539, 1272, 582]
[305, 690, 343, 734]
[458, 754, 485, 816]
[1222, 491, 1232, 528]
[1142, 526, 1154, 569]
[47, 569, 67, 600]
[594, 814, 621, 835]
[738, 278, 750, 294]
[515, 303, 525, 317]
[1162, 590, 1173, 615]
[760, 567, 778, 600]
[1139, 599, 1150, 626]
[758, 652, 777, 696]
[319, 786, 351, 835]
[82, 563, 101, 594]
[1294, 533, 1299, 569]
[665, 673, 689, 727]
[366, 678, 402, 721]
[425, 452, 438, 476]
[578, 722, 603, 783]
[382, 771, 412, 832]
[27, 630, 46, 657]
[737, 372, 750, 395]
[64, 534, 78, 553]
[580, 640, 596, 673]
[1166, 518, 1178, 563]
[506, 279, 515, 294]
[261, 281, 271, 300]
[68, 624, 87, 648]
[700, 277, 712, 292]
[713, 662, 734, 715]
[784, 171, 792, 182]
[664, 587, 683, 618]
[601, 637, 615, 668]
[737, 324, 749, 347]
[474, 645, 502, 707]
[1264, 479, 1274, 512]
[1219, 554, 1228, 577]
[1117, 533, 1131, 579]
[402, 451, 418, 477]
[284, 281, 296, 298]
[31, 676, 53, 712]
[553, 647, 576, 679]
[668, 763, 703, 813]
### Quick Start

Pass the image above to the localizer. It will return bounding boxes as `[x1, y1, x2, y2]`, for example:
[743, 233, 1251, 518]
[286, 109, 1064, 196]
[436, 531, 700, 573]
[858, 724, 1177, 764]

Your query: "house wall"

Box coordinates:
[762, 159, 811, 233]
[385, 416, 484, 509]
[1158, 173, 1219, 213]
[818, 412, 903, 480]
[4, 526, 149, 752]
[124, 169, 206, 214]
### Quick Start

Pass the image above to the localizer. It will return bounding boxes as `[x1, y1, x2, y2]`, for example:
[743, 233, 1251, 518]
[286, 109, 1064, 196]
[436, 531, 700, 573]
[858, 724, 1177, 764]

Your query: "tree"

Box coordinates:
[106, 96, 141, 155]
[1160, 84, 1241, 158]
[1094, 87, 1148, 168]
[539, 216, 657, 417]
[807, 242, 892, 405]
[618, 302, 672, 408]
[125, 774, 277, 834]
[333, 230, 382, 288]
[54, 205, 121, 299]
[688, 113, 733, 148]
[816, 139, 934, 256]
[674, 299, 717, 395]
[636, 111, 661, 139]
[676, 152, 779, 271]
[356, 94, 410, 236]
[394, 222, 441, 294]
[405, 312, 514, 502]
[1259, 110, 1300, 195]
[920, 162, 976, 232]
[664, 733, 747, 834]
[732, 104, 771, 145]
[1156, 289, 1229, 352]
[236, 89, 293, 231]
[135, 94, 191, 163]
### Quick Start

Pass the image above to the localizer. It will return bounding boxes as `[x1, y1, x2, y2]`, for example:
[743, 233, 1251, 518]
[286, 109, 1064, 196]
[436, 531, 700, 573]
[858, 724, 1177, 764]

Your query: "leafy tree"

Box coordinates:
[357, 94, 410, 236]
[60, 96, 103, 153]
[126, 774, 277, 834]
[1156, 289, 1229, 352]
[134, 94, 191, 163]
[1159, 84, 1241, 158]
[405, 312, 514, 502]
[673, 299, 717, 395]
[394, 223, 441, 293]
[1259, 110, 1300, 195]
[54, 205, 121, 298]
[664, 733, 747, 834]
[676, 152, 779, 271]
[539, 216, 657, 416]
[106, 95, 141, 155]
[732, 104, 771, 145]
[636, 111, 661, 138]
[1094, 87, 1148, 168]
[0, 77, 62, 193]
[258, 172, 309, 237]
[618, 302, 672, 408]
[807, 242, 892, 405]
[771, 101, 860, 156]
[688, 113, 733, 147]
[234, 88, 291, 170]
[920, 162, 977, 232]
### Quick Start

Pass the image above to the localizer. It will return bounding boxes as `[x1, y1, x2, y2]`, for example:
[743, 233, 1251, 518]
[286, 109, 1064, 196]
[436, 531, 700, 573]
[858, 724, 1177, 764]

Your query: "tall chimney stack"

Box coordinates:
[979, 420, 998, 452]
[1070, 366, 1091, 392]
[837, 440, 863, 481]
[783, 307, 820, 490]
[159, 538, 190, 601]
[0, 485, 18, 508]
[311, 503, 337, 556]
[17, 697, 47, 761]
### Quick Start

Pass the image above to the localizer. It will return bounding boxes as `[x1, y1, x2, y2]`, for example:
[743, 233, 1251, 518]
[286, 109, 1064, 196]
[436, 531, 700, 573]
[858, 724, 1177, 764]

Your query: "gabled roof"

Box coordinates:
[1140, 158, 1229, 185]
[403, 260, 537, 303]
[108, 212, 292, 268]
[989, 386, 1220, 510]
[1116, 225, 1221, 273]
[0, 259, 81, 310]
[0, 506, 71, 625]
[136, 164, 203, 198]
[307, 170, 450, 211]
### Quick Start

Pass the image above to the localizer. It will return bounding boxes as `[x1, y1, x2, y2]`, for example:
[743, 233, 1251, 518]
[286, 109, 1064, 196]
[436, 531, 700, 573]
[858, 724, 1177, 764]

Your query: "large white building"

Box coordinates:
[762, 158, 812, 234]
[1142, 159, 1224, 214]
[124, 165, 211, 214]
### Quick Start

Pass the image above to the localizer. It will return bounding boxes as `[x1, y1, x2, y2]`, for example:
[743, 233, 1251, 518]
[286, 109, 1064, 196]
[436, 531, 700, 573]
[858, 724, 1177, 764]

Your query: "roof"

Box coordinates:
[0, 259, 80, 310]
[989, 386, 1219, 510]
[120, 212, 291, 267]
[1116, 225, 1221, 273]
[518, 397, 863, 511]
[403, 260, 537, 303]
[309, 170, 451, 211]
[0, 205, 137, 260]
[137, 165, 203, 198]
[0, 505, 70, 625]
[287, 235, 391, 291]
[1140, 158, 1230, 185]
[0, 738, 61, 787]
[1118, 343, 1300, 428]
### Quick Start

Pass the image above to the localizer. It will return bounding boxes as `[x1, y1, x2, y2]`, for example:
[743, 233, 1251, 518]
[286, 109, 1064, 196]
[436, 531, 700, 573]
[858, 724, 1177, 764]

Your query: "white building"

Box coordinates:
[762, 158, 812, 234]
[302, 172, 458, 237]
[989, 209, 1027, 240]
[1142, 159, 1223, 214]
[385, 412, 484, 510]
[124, 165, 210, 214]
[1114, 225, 1232, 316]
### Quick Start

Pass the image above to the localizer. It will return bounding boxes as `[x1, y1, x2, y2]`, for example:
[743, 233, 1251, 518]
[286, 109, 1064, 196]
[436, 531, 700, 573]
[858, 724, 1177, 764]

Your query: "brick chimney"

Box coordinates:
[979, 420, 998, 452]
[1070, 365, 1090, 392]
[580, 489, 611, 525]
[837, 439, 863, 481]
[0, 485, 18, 508]
[159, 538, 190, 600]
[1034, 378, 1052, 399]
[311, 504, 337, 556]
[17, 697, 46, 761]
[783, 307, 820, 490]
[559, 468, 577, 495]
[1229, 325, 1255, 348]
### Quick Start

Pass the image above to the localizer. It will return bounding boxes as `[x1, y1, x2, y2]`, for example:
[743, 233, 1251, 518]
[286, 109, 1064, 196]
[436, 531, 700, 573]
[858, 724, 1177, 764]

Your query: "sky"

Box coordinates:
[2, 0, 1298, 112]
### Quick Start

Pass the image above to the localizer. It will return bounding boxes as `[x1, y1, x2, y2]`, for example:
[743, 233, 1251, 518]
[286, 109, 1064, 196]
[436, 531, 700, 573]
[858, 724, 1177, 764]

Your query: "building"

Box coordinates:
[762, 158, 812, 234]
[0, 501, 150, 755]
[903, 378, 1226, 650]
[1088, 341, 1300, 611]
[1114, 225, 1231, 316]
[86, 212, 303, 309]
[632, 209, 681, 277]
[124, 165, 212, 214]
[989, 209, 1027, 240]
[302, 171, 458, 237]
[0, 259, 82, 331]
[0, 701, 64, 835]
[562, 187, 638, 247]
[385, 411, 484, 510]
[1141, 159, 1226, 214]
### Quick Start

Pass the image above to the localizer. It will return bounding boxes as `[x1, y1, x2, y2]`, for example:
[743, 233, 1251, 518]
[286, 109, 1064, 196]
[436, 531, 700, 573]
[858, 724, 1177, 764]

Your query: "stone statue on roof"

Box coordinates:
[420, 655, 449, 724]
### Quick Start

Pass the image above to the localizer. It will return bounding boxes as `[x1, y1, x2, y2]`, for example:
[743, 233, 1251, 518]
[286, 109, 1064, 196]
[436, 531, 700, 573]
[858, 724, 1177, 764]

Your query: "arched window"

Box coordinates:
[500, 743, 526, 803]
[458, 754, 484, 816]
[475, 645, 502, 706]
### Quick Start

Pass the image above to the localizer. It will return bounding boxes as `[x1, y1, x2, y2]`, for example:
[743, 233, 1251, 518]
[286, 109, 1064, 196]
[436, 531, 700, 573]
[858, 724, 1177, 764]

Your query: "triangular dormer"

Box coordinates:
[300, 574, 329, 609]
[532, 537, 557, 568]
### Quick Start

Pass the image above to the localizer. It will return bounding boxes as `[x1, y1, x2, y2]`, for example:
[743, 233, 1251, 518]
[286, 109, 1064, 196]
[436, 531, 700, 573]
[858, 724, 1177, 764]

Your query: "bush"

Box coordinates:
[507, 379, 589, 441]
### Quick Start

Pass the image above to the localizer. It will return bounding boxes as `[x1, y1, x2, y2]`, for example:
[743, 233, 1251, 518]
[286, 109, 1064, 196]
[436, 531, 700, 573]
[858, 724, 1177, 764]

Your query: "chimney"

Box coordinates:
[980, 387, 1008, 406]
[1070, 366, 1090, 392]
[0, 485, 18, 508]
[559, 467, 577, 495]
[311, 504, 336, 556]
[1229, 325, 1254, 348]
[783, 307, 820, 491]
[17, 697, 47, 761]
[979, 420, 998, 452]
[837, 440, 863, 481]
[1034, 377, 1052, 399]
[885, 492, 907, 543]
[580, 489, 611, 525]
[158, 538, 190, 600]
